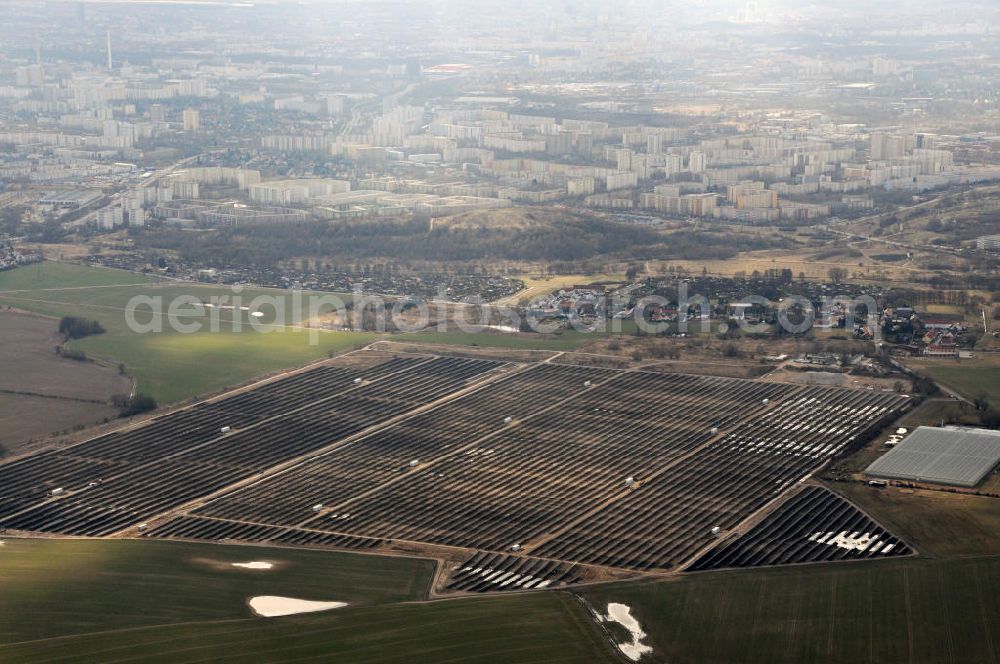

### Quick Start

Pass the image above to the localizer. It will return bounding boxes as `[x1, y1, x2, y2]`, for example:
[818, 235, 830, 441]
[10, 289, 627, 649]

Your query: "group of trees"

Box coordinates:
[54, 317, 106, 364]
[52, 319, 154, 417]
[0, 206, 24, 235]
[828, 267, 850, 284]
[113, 394, 157, 418]
[56, 347, 88, 362]
[58, 317, 105, 340]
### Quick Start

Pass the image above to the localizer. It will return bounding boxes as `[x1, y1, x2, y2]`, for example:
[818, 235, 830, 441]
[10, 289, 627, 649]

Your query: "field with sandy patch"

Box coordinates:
[0, 538, 615, 664]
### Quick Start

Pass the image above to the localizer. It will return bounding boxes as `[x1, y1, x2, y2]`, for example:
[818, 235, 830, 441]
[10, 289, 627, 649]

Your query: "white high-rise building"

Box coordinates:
[182, 108, 200, 132]
[15, 64, 44, 87]
[616, 148, 633, 172]
[689, 151, 707, 174]
[647, 135, 663, 155]
[664, 154, 684, 177]
[870, 133, 914, 161]
[97, 206, 124, 230]
[172, 181, 200, 199]
[128, 206, 145, 227]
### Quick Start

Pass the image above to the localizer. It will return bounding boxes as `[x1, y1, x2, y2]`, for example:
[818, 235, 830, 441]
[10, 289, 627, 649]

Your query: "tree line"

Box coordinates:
[137, 215, 785, 268]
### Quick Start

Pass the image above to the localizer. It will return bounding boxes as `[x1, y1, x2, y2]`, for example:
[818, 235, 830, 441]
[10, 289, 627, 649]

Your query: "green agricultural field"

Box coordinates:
[0, 538, 434, 645]
[0, 263, 377, 403]
[0, 538, 615, 664]
[582, 554, 1000, 664]
[1, 593, 614, 664]
[920, 365, 1000, 405]
[833, 483, 1000, 558]
[0, 262, 357, 337]
[0, 261, 150, 291]
[904, 356, 1000, 407]
[76, 328, 375, 404]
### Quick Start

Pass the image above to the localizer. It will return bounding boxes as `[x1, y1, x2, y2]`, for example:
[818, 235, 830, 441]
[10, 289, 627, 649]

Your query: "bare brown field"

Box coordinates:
[0, 394, 119, 456]
[762, 366, 908, 392]
[657, 247, 933, 283]
[631, 359, 771, 378]
[494, 273, 626, 306]
[0, 311, 131, 400]
[19, 242, 121, 261]
[0, 311, 130, 456]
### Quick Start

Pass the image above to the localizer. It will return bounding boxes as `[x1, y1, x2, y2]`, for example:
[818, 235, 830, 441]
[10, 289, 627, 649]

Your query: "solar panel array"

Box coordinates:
[445, 553, 582, 593]
[865, 426, 1000, 487]
[1, 355, 914, 578]
[145, 366, 909, 573]
[0, 356, 503, 535]
[687, 486, 910, 570]
[531, 388, 908, 570]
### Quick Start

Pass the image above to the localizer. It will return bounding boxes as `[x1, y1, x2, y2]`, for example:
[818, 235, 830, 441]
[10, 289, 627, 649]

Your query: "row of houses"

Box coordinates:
[0, 241, 42, 271]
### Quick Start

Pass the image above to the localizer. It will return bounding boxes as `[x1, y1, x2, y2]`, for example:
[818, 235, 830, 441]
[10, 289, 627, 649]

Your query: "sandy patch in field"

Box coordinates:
[248, 596, 347, 618]
[597, 603, 653, 661]
[232, 561, 274, 570]
[189, 557, 285, 572]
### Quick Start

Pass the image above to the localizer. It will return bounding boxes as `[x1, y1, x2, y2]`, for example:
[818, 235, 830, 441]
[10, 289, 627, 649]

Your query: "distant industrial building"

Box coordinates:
[38, 189, 103, 209]
[865, 426, 1000, 487]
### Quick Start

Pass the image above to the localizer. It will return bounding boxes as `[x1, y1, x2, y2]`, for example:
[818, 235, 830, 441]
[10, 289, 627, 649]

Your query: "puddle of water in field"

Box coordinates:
[597, 602, 653, 661]
[232, 561, 274, 570]
[248, 596, 347, 617]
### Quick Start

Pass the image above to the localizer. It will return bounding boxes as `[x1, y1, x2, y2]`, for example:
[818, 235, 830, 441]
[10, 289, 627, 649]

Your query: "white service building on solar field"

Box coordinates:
[865, 426, 1000, 487]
